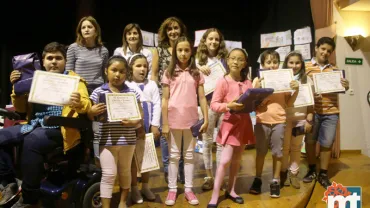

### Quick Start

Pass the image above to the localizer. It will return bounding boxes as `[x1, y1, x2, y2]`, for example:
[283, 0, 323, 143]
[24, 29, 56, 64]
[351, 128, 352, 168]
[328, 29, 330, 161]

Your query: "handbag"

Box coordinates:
[12, 53, 41, 95]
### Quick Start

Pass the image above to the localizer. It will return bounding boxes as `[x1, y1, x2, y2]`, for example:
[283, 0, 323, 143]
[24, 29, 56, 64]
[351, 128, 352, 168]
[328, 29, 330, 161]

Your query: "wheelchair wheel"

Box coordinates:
[82, 182, 101, 208]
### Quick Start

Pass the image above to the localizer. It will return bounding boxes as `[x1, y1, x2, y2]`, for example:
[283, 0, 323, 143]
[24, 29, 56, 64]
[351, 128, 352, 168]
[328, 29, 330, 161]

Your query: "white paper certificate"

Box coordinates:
[135, 133, 160, 173]
[261, 69, 294, 93]
[294, 84, 314, 107]
[203, 61, 226, 95]
[313, 71, 345, 94]
[28, 70, 79, 106]
[105, 93, 141, 122]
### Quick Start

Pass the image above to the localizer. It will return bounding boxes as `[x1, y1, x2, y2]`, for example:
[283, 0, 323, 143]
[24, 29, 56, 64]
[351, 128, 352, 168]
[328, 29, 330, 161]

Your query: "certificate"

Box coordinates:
[134, 133, 160, 174]
[294, 84, 314, 107]
[313, 71, 345, 94]
[105, 93, 141, 122]
[28, 70, 79, 106]
[261, 69, 294, 93]
[203, 61, 226, 95]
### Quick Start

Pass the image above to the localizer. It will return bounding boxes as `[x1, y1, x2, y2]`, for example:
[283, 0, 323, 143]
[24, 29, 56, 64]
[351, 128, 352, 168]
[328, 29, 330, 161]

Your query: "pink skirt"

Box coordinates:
[216, 112, 255, 146]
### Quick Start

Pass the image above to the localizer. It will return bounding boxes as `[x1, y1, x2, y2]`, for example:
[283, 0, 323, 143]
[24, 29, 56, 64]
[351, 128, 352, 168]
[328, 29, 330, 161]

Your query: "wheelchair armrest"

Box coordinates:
[0, 108, 21, 120]
[43, 116, 92, 129]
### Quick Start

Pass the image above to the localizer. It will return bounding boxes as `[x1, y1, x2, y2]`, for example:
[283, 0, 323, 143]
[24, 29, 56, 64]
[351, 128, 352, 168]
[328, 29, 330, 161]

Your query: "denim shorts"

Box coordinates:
[306, 114, 339, 148]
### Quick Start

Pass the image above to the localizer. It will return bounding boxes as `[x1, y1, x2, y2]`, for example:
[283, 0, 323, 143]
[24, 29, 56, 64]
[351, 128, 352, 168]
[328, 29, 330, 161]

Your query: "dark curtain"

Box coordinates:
[0, 0, 314, 106]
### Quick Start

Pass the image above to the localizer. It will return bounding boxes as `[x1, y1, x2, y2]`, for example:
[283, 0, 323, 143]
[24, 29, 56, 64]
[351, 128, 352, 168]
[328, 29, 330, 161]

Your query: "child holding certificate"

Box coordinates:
[280, 51, 314, 189]
[249, 50, 299, 198]
[89, 55, 144, 208]
[126, 54, 161, 203]
[195, 28, 228, 190]
[303, 37, 349, 189]
[161, 36, 208, 206]
[207, 48, 254, 207]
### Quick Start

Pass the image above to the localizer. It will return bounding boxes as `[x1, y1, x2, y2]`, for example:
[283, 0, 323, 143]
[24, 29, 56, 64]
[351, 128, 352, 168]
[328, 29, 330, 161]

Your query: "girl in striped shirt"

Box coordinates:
[88, 56, 144, 208]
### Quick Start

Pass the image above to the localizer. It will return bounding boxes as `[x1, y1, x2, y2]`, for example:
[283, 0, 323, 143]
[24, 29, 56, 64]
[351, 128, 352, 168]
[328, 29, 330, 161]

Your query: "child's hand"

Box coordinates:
[304, 121, 313, 133]
[199, 120, 209, 133]
[252, 77, 263, 88]
[90, 103, 106, 116]
[290, 80, 299, 91]
[136, 127, 145, 140]
[151, 126, 160, 140]
[162, 124, 170, 139]
[341, 78, 349, 90]
[122, 119, 141, 127]
[70, 92, 82, 108]
[227, 99, 244, 111]
[10, 70, 21, 84]
[199, 65, 211, 76]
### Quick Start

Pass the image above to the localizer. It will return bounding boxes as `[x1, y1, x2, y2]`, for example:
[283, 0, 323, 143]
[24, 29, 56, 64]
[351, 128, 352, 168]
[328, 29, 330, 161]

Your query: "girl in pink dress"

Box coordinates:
[208, 48, 254, 207]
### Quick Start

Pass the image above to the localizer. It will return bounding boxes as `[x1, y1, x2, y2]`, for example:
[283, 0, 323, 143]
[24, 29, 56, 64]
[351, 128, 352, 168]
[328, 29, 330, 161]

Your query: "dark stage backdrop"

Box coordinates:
[0, 0, 314, 106]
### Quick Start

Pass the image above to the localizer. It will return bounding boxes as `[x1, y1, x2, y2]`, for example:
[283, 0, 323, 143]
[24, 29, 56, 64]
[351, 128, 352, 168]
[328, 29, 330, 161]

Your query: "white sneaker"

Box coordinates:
[131, 187, 143, 204]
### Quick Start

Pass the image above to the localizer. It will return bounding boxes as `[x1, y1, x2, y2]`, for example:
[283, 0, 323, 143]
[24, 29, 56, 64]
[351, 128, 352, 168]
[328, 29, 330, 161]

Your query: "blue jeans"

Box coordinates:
[309, 114, 339, 148]
[160, 136, 184, 176]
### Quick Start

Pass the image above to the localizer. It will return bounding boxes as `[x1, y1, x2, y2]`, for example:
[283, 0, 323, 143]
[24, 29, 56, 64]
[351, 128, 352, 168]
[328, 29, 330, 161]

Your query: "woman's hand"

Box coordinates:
[10, 70, 21, 84]
[90, 103, 106, 116]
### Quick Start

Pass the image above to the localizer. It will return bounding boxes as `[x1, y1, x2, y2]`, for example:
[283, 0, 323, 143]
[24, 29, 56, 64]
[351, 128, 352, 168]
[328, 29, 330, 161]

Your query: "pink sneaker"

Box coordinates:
[185, 191, 199, 205]
[165, 191, 177, 206]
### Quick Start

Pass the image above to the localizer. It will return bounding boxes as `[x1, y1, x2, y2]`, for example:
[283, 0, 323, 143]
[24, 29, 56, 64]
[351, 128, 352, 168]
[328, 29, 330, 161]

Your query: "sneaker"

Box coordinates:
[317, 173, 331, 189]
[303, 170, 317, 183]
[289, 172, 301, 189]
[165, 191, 177, 206]
[270, 181, 280, 198]
[0, 183, 20, 205]
[10, 197, 35, 208]
[131, 187, 143, 204]
[184, 191, 199, 205]
[141, 188, 156, 201]
[202, 177, 214, 190]
[249, 177, 262, 195]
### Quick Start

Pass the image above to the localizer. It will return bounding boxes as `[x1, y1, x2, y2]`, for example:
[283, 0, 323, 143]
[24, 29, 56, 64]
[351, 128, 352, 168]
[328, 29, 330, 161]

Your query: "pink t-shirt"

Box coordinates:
[161, 65, 205, 129]
[210, 76, 253, 112]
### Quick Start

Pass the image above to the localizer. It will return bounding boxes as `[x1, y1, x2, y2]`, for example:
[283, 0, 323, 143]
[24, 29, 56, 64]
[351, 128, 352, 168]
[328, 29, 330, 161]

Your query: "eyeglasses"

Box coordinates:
[228, 57, 246, 63]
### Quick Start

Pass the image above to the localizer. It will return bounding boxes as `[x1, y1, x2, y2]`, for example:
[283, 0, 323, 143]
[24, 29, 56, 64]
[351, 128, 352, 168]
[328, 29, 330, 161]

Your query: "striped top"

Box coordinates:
[90, 83, 140, 146]
[305, 58, 339, 114]
[66, 43, 109, 86]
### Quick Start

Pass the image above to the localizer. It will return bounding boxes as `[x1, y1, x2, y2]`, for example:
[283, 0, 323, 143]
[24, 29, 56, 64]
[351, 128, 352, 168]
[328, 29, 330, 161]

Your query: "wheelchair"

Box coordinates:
[0, 108, 103, 208]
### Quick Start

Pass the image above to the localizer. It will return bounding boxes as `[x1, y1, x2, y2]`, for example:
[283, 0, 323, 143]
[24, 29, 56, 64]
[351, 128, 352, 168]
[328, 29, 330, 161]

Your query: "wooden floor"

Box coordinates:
[108, 147, 370, 207]
[110, 147, 321, 208]
[307, 152, 370, 208]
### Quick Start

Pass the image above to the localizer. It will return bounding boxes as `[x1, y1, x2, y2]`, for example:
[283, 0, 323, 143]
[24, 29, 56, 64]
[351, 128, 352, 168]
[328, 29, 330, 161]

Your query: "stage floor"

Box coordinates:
[109, 148, 369, 208]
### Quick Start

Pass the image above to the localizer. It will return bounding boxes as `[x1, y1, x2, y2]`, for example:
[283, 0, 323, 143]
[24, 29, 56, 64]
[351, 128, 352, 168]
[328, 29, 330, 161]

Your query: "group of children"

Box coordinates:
[1, 14, 350, 208]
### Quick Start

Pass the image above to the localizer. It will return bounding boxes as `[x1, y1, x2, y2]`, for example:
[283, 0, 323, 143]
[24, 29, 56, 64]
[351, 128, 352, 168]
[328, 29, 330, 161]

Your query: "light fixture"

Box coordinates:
[344, 35, 365, 51]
